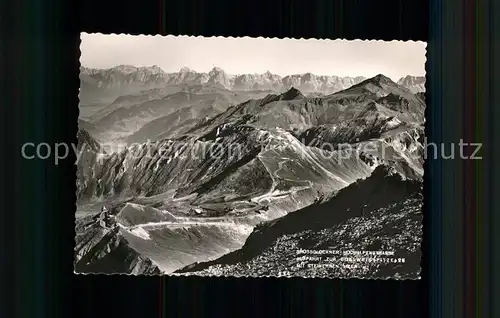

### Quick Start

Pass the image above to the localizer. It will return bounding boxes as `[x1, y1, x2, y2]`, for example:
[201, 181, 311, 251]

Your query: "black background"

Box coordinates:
[3, 0, 499, 317]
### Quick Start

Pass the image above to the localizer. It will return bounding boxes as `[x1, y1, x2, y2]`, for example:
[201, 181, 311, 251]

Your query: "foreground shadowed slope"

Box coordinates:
[176, 166, 423, 279]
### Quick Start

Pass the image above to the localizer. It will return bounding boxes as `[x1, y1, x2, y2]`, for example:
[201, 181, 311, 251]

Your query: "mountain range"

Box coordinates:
[80, 65, 425, 104]
[75, 70, 425, 278]
[79, 66, 425, 145]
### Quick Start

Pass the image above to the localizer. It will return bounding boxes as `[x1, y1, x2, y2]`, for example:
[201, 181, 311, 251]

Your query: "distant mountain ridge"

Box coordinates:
[81, 65, 426, 94]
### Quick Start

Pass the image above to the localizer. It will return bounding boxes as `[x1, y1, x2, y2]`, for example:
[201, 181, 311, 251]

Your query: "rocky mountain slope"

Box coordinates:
[176, 166, 422, 279]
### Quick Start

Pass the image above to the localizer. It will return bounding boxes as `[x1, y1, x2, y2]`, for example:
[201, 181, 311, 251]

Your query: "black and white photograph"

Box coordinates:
[75, 34, 426, 279]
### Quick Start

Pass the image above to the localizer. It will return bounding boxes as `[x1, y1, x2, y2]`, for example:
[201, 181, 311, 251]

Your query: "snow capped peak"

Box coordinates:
[207, 67, 231, 88]
[398, 75, 425, 84]
[137, 65, 164, 75]
[397, 75, 426, 93]
[208, 66, 228, 78]
[112, 65, 138, 73]
[397, 75, 425, 87]
[210, 66, 225, 74]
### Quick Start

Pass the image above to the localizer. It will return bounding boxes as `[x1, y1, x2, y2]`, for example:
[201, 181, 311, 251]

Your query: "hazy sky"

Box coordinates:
[81, 33, 426, 81]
